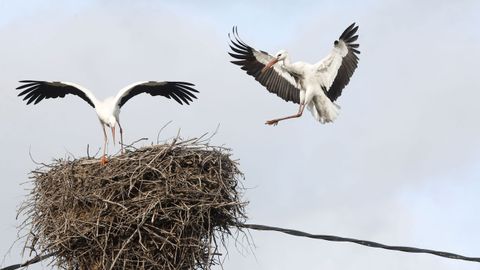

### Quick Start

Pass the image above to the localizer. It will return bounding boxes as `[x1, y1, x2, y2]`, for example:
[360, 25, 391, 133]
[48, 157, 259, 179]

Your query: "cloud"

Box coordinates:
[0, 1, 479, 269]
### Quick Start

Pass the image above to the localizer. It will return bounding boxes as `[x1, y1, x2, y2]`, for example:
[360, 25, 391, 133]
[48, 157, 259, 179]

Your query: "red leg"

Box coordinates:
[265, 104, 305, 126]
[100, 125, 108, 165]
[118, 122, 124, 154]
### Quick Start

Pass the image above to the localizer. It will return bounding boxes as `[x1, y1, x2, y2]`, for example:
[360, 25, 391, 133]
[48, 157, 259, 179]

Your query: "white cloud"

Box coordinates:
[1, 1, 479, 269]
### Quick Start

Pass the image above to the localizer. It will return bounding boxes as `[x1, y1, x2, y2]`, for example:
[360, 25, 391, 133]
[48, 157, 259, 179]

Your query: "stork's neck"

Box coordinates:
[281, 56, 302, 75]
[282, 56, 292, 67]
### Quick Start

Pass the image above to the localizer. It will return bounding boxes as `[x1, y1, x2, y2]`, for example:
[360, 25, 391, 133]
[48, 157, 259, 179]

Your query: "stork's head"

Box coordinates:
[262, 50, 288, 73]
[275, 50, 288, 61]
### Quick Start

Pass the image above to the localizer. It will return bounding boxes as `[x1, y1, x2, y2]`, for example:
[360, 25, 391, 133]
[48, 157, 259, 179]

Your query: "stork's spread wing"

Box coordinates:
[229, 27, 301, 104]
[16, 80, 97, 107]
[115, 81, 199, 108]
[315, 23, 360, 101]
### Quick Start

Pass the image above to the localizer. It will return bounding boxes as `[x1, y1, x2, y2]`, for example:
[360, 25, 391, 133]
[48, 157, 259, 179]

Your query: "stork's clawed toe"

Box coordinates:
[100, 155, 108, 165]
[265, 120, 279, 126]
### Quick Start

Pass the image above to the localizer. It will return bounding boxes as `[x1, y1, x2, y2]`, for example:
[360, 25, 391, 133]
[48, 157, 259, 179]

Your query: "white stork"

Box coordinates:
[229, 23, 360, 125]
[17, 80, 199, 164]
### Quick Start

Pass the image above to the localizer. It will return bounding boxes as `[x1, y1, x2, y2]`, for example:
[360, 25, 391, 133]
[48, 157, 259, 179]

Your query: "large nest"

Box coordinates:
[19, 137, 247, 270]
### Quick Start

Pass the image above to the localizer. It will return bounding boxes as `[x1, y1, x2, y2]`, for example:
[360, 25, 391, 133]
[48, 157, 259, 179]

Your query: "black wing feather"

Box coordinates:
[228, 26, 301, 104]
[327, 23, 361, 102]
[16, 80, 96, 108]
[117, 81, 199, 108]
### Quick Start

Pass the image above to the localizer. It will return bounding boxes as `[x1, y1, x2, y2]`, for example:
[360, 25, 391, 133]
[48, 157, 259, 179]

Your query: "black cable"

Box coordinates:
[0, 252, 57, 270]
[240, 223, 480, 263]
[3, 223, 479, 269]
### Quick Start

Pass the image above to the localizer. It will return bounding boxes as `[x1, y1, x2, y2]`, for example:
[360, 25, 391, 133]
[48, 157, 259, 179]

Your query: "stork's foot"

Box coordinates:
[265, 119, 279, 126]
[100, 155, 108, 165]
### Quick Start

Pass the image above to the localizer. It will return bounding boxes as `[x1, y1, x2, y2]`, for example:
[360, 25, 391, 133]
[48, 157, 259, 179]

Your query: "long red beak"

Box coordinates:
[262, 58, 279, 73]
[111, 126, 116, 146]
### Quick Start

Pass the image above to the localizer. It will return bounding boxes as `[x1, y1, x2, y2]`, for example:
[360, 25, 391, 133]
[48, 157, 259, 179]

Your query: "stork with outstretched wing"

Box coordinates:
[229, 23, 360, 125]
[17, 80, 199, 164]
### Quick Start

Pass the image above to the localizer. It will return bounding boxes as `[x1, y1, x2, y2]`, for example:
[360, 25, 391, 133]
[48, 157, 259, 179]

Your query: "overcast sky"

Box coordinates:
[1, 0, 480, 269]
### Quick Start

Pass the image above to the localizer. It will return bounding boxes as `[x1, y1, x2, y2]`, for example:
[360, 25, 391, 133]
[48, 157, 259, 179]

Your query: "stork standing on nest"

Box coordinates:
[229, 23, 360, 125]
[16, 80, 199, 164]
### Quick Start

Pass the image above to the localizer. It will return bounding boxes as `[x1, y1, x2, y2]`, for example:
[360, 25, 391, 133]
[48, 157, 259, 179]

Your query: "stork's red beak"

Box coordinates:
[111, 126, 116, 146]
[262, 58, 279, 73]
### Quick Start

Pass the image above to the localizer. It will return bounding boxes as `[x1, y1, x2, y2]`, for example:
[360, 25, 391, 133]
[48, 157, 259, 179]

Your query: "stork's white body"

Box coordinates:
[279, 59, 341, 123]
[94, 97, 120, 128]
[68, 81, 147, 130]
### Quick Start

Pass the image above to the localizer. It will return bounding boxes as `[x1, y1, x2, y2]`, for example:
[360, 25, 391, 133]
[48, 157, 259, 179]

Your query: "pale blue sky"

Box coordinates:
[1, 1, 480, 269]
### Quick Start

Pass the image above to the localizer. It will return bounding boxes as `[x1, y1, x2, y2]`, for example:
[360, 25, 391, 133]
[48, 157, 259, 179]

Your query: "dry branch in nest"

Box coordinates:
[18, 137, 247, 270]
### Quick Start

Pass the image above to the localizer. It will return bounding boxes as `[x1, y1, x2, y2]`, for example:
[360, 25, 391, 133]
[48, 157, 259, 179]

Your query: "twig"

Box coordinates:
[27, 146, 48, 167]
[119, 137, 148, 152]
[156, 120, 173, 144]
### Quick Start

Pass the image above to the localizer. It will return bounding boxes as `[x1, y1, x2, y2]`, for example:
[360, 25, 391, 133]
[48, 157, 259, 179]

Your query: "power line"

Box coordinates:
[3, 223, 478, 270]
[240, 223, 480, 263]
[0, 252, 56, 270]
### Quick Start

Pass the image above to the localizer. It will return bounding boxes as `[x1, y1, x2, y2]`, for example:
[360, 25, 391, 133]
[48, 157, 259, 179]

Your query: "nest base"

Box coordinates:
[20, 138, 246, 270]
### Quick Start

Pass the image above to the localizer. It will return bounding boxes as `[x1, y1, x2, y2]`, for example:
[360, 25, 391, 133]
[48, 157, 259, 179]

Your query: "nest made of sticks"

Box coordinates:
[19, 137, 247, 270]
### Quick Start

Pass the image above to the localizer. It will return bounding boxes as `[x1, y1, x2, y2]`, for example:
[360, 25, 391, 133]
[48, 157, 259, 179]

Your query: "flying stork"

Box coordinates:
[16, 80, 199, 164]
[229, 23, 360, 125]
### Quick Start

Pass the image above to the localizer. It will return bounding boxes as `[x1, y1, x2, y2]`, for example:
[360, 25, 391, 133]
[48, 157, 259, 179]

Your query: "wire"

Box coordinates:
[3, 223, 479, 269]
[0, 252, 56, 270]
[240, 223, 480, 263]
